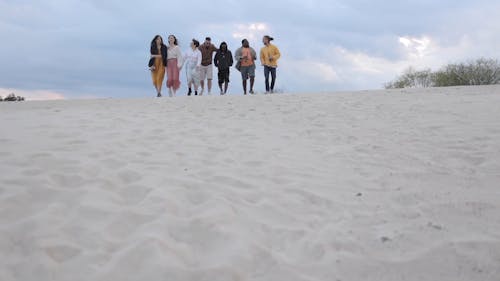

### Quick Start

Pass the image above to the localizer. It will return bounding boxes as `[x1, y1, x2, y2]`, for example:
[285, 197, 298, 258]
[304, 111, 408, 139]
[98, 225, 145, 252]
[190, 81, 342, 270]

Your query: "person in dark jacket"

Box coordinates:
[149, 35, 168, 97]
[214, 42, 234, 95]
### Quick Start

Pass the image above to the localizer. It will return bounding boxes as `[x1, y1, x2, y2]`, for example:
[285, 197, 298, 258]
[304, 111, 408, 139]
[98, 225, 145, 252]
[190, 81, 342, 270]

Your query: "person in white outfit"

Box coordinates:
[182, 39, 203, 96]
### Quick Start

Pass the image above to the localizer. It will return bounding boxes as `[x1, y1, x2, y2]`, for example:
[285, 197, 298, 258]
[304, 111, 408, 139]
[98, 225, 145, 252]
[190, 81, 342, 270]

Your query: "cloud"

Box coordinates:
[231, 23, 270, 41]
[0, 1, 499, 97]
[398, 36, 432, 59]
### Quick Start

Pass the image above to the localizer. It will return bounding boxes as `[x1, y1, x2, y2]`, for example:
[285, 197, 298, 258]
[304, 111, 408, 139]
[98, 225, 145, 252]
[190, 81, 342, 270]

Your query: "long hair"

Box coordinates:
[168, 35, 178, 46]
[219, 42, 228, 51]
[151, 35, 163, 54]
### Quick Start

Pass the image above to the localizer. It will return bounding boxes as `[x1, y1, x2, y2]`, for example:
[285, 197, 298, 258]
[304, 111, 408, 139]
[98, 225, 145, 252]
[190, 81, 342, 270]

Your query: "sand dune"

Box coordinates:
[1, 86, 500, 281]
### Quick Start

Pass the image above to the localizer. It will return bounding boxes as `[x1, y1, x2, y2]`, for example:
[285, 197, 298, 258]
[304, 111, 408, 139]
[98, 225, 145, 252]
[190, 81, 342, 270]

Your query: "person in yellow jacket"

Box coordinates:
[260, 35, 281, 94]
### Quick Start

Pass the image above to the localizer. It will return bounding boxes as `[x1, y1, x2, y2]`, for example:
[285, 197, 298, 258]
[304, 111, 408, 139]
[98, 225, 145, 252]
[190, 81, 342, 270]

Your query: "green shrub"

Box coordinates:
[386, 58, 500, 89]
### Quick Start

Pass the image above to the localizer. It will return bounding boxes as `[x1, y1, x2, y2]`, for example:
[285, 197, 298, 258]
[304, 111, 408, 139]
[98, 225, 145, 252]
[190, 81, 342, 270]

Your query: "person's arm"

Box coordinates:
[176, 47, 183, 68]
[181, 50, 189, 68]
[162, 45, 168, 59]
[214, 52, 219, 67]
[235, 48, 242, 61]
[260, 48, 265, 65]
[196, 50, 202, 67]
[273, 46, 281, 61]
[229, 51, 234, 66]
[251, 48, 257, 61]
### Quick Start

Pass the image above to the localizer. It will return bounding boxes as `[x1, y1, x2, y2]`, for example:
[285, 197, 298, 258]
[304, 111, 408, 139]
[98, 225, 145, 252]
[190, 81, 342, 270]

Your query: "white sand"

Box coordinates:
[1, 85, 500, 281]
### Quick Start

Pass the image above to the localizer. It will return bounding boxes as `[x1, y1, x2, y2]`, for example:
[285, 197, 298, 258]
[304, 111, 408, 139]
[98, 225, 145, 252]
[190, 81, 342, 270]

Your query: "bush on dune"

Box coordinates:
[0, 93, 25, 102]
[386, 58, 500, 89]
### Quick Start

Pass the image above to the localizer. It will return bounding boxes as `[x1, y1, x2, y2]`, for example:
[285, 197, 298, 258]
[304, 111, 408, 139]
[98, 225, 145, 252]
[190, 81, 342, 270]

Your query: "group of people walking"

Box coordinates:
[149, 35, 281, 97]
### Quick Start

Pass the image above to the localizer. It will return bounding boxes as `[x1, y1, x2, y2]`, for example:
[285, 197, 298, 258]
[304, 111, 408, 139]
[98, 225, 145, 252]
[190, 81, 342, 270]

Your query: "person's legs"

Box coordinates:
[199, 66, 207, 95]
[186, 66, 193, 96]
[224, 69, 230, 94]
[152, 58, 165, 97]
[193, 80, 199, 94]
[270, 67, 277, 92]
[250, 76, 255, 94]
[152, 72, 161, 96]
[166, 60, 174, 97]
[171, 60, 180, 96]
[151, 69, 158, 92]
[158, 66, 165, 95]
[249, 65, 256, 94]
[193, 68, 200, 95]
[207, 66, 213, 94]
[208, 80, 213, 94]
[241, 67, 249, 95]
[218, 70, 224, 94]
[264, 66, 270, 93]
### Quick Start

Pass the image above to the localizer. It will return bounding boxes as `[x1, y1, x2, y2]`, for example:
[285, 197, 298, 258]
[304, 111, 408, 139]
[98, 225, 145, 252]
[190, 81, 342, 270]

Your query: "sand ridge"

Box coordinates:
[1, 86, 500, 280]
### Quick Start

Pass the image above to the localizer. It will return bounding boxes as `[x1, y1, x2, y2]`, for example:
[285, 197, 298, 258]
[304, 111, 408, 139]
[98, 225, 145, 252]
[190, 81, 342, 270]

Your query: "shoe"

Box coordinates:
[265, 91, 270, 95]
[249, 90, 255, 95]
[195, 91, 198, 96]
[157, 93, 162, 97]
[187, 88, 192, 96]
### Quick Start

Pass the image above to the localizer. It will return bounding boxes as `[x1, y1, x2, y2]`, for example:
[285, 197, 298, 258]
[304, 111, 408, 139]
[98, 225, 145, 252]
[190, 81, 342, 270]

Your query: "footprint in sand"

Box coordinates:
[137, 151, 153, 157]
[101, 158, 128, 170]
[50, 173, 87, 188]
[117, 169, 143, 184]
[43, 244, 82, 263]
[21, 168, 46, 176]
[185, 190, 211, 205]
[117, 184, 152, 204]
[66, 139, 88, 146]
[210, 175, 256, 190]
[0, 151, 12, 157]
[286, 188, 335, 208]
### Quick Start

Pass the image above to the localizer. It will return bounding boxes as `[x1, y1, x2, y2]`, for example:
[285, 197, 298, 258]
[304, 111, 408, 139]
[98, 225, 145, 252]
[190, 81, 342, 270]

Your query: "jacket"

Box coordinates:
[199, 44, 218, 66]
[214, 50, 234, 70]
[260, 44, 281, 67]
[150, 44, 168, 66]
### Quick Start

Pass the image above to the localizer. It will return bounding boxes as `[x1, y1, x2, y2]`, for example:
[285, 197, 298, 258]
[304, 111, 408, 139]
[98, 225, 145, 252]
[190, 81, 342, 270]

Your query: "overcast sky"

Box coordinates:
[1, 0, 499, 99]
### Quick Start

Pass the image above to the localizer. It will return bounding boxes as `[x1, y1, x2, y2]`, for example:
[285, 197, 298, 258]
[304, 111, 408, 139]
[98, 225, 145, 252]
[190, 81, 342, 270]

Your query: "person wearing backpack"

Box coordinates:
[235, 39, 257, 95]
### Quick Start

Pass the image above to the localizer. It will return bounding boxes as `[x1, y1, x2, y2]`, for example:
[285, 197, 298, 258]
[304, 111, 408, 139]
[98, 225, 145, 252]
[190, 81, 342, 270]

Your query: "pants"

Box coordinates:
[218, 68, 230, 84]
[264, 66, 277, 92]
[186, 63, 200, 88]
[167, 59, 180, 90]
[151, 58, 165, 92]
